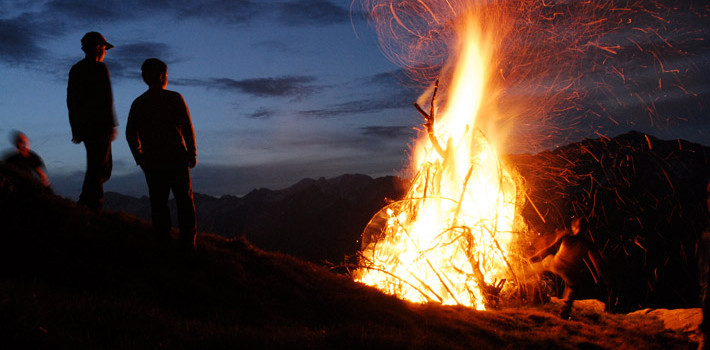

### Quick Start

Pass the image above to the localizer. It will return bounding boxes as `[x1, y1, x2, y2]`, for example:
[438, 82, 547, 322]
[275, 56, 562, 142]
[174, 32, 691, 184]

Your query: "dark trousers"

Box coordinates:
[79, 138, 112, 210]
[560, 285, 577, 319]
[143, 164, 196, 244]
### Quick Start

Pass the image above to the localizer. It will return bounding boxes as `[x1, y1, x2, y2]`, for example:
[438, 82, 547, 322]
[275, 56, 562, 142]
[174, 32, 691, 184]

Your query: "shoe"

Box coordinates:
[559, 308, 571, 320]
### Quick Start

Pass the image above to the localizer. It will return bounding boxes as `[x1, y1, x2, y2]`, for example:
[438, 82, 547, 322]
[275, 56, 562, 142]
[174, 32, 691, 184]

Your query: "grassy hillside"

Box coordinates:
[0, 164, 699, 349]
[104, 132, 710, 313]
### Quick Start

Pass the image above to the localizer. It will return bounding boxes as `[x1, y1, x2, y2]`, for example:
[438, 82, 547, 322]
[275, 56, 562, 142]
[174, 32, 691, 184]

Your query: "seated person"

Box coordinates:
[3, 131, 50, 187]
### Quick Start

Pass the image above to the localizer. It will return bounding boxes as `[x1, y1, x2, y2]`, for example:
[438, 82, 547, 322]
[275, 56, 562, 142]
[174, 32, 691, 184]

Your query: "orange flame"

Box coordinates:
[355, 11, 525, 310]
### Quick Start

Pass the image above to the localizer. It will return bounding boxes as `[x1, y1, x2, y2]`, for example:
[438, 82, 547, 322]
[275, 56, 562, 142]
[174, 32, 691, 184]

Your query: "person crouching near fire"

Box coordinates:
[126, 58, 197, 249]
[528, 216, 608, 319]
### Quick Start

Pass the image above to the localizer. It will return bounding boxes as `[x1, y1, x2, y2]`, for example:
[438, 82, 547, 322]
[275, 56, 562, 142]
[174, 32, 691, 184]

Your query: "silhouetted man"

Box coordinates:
[529, 217, 607, 319]
[3, 131, 50, 187]
[126, 58, 197, 248]
[67, 31, 117, 210]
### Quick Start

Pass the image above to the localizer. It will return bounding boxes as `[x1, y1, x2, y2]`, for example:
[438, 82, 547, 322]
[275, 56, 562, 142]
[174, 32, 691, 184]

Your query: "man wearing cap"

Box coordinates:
[67, 31, 118, 210]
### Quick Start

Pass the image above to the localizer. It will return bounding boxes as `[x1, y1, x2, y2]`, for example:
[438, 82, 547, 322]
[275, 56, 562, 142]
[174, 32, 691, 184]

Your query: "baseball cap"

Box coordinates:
[81, 31, 114, 50]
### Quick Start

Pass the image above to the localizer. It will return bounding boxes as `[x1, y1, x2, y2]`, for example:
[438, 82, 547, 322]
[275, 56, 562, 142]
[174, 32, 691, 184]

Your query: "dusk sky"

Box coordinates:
[1, 0, 708, 198]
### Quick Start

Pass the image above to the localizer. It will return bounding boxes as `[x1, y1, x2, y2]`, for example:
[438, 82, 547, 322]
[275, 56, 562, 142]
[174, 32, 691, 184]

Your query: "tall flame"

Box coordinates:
[355, 12, 524, 310]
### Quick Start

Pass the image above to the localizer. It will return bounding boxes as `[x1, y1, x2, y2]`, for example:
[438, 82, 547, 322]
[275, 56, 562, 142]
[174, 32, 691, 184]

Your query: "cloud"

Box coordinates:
[42, 0, 362, 28]
[369, 69, 413, 87]
[276, 0, 351, 26]
[175, 0, 262, 24]
[298, 98, 407, 118]
[298, 70, 420, 118]
[174, 75, 319, 98]
[244, 107, 276, 119]
[110, 42, 174, 64]
[219, 76, 318, 97]
[106, 41, 176, 78]
[45, 0, 128, 21]
[360, 126, 415, 139]
[0, 17, 45, 65]
[44, 0, 262, 25]
[251, 40, 300, 55]
[0, 14, 65, 66]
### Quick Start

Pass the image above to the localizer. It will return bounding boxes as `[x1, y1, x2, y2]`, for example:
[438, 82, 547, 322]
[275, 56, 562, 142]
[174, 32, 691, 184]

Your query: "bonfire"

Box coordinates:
[354, 8, 528, 310]
[353, 0, 702, 310]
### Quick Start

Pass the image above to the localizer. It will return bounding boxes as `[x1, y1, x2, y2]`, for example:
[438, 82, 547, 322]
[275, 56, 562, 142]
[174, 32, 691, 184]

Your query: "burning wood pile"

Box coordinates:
[355, 79, 526, 309]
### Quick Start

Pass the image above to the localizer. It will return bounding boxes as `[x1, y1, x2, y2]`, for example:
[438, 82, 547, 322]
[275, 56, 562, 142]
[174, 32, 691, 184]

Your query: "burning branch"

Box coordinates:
[426, 259, 461, 305]
[414, 80, 445, 157]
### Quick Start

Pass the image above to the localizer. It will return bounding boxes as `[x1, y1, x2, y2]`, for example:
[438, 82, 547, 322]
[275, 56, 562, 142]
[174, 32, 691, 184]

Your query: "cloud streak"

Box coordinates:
[298, 97, 408, 118]
[174, 75, 319, 98]
[276, 0, 352, 26]
[298, 70, 420, 118]
[244, 107, 276, 119]
[45, 0, 129, 21]
[0, 14, 65, 66]
[106, 41, 176, 79]
[44, 0, 262, 24]
[360, 126, 415, 139]
[43, 0, 357, 27]
[175, 0, 262, 24]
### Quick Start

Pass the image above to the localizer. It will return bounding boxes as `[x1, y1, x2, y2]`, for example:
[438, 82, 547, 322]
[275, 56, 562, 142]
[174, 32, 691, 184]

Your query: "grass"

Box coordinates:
[0, 164, 700, 349]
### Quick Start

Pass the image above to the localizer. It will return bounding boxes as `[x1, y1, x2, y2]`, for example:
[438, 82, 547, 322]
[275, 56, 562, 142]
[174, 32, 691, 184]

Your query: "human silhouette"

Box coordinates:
[66, 31, 118, 211]
[126, 58, 197, 248]
[3, 131, 50, 187]
[528, 216, 608, 319]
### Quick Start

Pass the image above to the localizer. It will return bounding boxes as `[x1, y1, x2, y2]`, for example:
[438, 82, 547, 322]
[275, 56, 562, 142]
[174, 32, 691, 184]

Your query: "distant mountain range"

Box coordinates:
[105, 130, 710, 311]
[105, 174, 409, 265]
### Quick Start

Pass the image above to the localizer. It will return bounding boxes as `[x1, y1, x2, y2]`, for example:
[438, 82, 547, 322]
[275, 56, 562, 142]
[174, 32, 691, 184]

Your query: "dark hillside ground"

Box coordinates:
[106, 131, 710, 313]
[0, 155, 703, 348]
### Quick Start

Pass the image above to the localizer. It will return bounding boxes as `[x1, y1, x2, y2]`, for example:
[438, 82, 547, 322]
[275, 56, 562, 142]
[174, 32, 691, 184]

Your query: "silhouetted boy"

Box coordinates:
[126, 58, 197, 248]
[529, 217, 607, 319]
[67, 31, 118, 210]
[3, 131, 50, 187]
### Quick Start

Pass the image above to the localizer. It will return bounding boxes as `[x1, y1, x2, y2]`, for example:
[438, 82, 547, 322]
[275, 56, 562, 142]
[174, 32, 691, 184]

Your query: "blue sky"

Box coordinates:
[1, 0, 708, 198]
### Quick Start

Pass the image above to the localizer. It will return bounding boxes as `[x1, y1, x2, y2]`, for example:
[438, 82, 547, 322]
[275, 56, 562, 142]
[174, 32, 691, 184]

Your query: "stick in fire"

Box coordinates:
[414, 80, 444, 157]
[413, 79, 507, 308]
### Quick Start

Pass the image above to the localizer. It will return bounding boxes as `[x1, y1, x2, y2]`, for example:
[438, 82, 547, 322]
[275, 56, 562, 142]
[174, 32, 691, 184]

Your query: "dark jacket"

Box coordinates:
[67, 59, 118, 141]
[125, 88, 196, 168]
